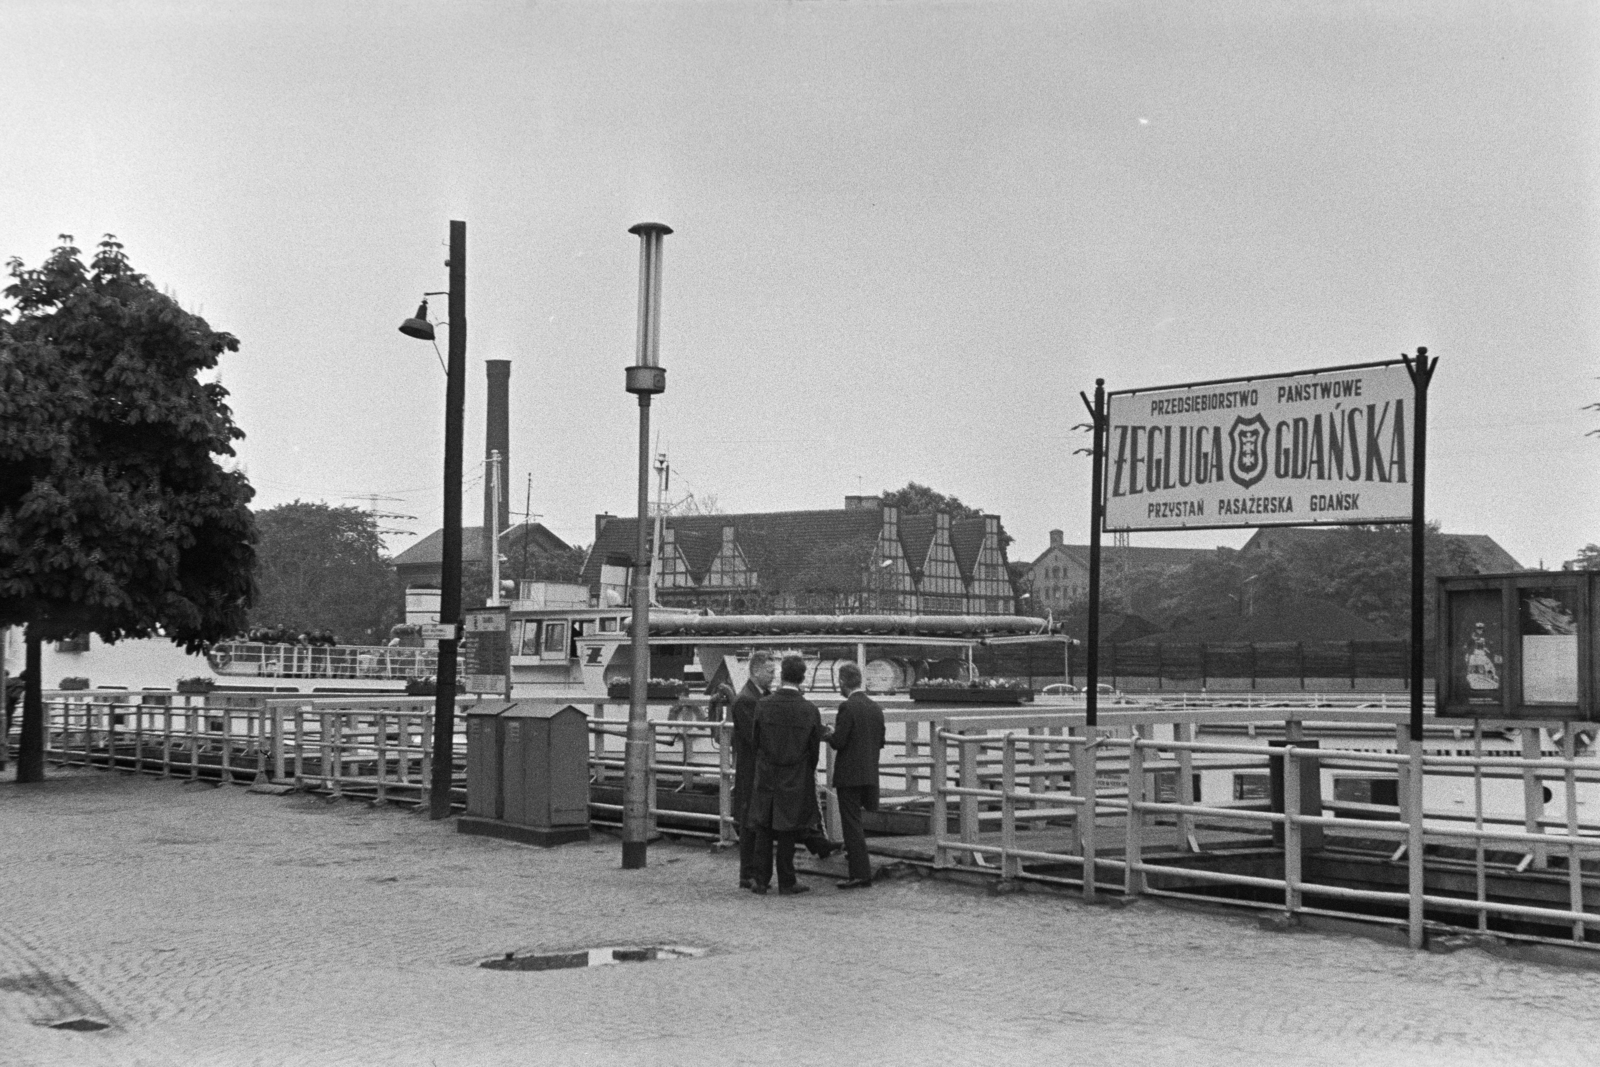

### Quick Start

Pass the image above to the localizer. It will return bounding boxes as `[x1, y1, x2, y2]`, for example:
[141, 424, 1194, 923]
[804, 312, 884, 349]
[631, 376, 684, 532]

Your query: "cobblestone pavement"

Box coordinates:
[4, 768, 1600, 1066]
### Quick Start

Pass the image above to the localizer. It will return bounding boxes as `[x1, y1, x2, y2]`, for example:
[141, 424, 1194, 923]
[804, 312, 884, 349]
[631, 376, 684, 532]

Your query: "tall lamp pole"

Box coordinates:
[622, 221, 671, 869]
[399, 219, 467, 821]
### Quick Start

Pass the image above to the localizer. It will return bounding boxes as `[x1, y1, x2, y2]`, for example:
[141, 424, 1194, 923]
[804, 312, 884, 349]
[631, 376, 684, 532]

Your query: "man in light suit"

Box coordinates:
[826, 661, 885, 889]
[730, 650, 776, 890]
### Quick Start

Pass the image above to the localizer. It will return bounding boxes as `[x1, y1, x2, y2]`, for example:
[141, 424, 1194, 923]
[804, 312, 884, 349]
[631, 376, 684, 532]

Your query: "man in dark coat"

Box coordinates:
[826, 661, 886, 889]
[745, 654, 823, 896]
[730, 650, 777, 889]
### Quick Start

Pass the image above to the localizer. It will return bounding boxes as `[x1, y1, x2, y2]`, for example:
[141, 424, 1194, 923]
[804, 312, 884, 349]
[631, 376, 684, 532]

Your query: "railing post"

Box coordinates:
[1027, 726, 1049, 832]
[1562, 726, 1584, 943]
[1405, 735, 1425, 950]
[272, 702, 285, 783]
[1001, 735, 1018, 881]
[188, 704, 199, 781]
[717, 719, 733, 847]
[1283, 744, 1301, 918]
[161, 700, 173, 778]
[931, 724, 949, 869]
[375, 712, 389, 805]
[419, 708, 433, 812]
[904, 718, 921, 792]
[1174, 720, 1196, 850]
[329, 712, 342, 799]
[591, 703, 608, 783]
[958, 730, 979, 862]
[1521, 726, 1547, 869]
[133, 696, 145, 775]
[1074, 729, 1098, 901]
[1125, 738, 1144, 898]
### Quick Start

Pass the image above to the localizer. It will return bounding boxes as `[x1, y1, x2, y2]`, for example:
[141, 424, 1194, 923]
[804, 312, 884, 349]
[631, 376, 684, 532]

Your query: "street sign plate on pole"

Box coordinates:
[420, 622, 461, 642]
[460, 607, 511, 698]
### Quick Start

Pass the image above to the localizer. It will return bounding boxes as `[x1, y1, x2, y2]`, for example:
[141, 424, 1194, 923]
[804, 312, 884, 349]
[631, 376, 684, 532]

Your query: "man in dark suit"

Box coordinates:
[745, 654, 823, 896]
[730, 650, 776, 889]
[826, 662, 886, 889]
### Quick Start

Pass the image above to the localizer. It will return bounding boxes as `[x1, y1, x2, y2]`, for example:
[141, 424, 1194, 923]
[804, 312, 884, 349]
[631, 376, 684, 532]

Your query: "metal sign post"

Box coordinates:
[1079, 379, 1107, 728]
[1402, 347, 1435, 742]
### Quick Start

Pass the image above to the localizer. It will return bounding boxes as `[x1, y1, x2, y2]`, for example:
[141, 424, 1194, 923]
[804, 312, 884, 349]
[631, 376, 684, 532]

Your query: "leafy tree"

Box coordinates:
[782, 540, 879, 613]
[879, 481, 1013, 549]
[1572, 544, 1600, 570]
[251, 502, 399, 642]
[1269, 524, 1479, 641]
[879, 481, 983, 519]
[1, 235, 255, 781]
[1069, 524, 1479, 646]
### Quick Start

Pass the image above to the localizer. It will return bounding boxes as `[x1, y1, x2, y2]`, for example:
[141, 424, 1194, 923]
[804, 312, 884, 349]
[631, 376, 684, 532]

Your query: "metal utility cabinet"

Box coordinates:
[464, 702, 512, 820]
[458, 700, 591, 847]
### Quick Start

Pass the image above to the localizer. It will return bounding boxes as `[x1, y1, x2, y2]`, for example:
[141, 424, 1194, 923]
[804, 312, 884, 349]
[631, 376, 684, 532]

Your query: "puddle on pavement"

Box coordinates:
[44, 1018, 110, 1032]
[481, 945, 708, 972]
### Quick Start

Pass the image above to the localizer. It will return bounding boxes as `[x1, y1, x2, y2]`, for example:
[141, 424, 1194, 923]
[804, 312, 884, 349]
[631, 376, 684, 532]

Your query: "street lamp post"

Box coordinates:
[399, 219, 467, 821]
[622, 221, 671, 870]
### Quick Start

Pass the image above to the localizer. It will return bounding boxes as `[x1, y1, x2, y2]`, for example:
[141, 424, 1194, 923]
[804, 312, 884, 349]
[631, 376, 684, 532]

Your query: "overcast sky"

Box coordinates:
[5, 1, 1596, 569]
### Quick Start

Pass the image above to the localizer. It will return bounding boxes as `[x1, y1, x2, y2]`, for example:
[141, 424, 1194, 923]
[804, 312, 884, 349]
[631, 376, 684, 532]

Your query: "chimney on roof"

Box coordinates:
[484, 360, 512, 566]
[845, 495, 882, 510]
[1050, 529, 1064, 547]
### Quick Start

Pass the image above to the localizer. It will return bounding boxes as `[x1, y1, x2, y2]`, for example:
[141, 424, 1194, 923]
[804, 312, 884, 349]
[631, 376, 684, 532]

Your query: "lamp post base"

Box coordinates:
[621, 841, 648, 869]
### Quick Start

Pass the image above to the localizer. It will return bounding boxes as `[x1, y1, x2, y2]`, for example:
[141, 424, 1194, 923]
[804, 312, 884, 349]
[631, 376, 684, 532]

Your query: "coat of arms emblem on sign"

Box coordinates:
[1228, 414, 1270, 489]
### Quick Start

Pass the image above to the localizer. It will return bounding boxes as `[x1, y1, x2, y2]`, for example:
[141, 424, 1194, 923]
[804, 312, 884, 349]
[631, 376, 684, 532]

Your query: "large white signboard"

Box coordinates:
[1103, 360, 1414, 531]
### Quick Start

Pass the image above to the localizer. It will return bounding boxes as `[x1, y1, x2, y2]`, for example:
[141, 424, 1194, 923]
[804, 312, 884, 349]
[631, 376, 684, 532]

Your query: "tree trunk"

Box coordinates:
[17, 630, 45, 783]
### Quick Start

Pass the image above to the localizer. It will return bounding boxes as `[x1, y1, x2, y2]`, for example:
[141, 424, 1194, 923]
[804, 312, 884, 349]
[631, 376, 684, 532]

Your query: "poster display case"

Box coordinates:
[1437, 571, 1596, 721]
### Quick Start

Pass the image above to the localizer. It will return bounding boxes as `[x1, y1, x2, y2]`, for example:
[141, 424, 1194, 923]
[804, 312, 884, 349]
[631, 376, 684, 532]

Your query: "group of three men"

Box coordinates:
[730, 650, 885, 896]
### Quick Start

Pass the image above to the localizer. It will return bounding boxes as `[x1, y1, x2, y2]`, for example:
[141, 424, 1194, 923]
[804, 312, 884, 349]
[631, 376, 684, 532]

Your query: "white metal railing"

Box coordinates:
[28, 687, 1598, 950]
[33, 690, 275, 784]
[928, 708, 1600, 951]
[208, 642, 438, 680]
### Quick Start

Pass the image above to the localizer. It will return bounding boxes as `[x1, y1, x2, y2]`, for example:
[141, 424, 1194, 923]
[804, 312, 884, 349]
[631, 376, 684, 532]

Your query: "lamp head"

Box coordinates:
[399, 299, 435, 341]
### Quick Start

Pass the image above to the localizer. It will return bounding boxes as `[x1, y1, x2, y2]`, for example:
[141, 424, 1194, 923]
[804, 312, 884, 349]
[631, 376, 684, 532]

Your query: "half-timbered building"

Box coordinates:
[582, 496, 1019, 615]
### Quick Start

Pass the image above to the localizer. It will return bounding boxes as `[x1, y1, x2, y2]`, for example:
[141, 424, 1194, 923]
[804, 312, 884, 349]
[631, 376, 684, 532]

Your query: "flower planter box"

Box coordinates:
[908, 686, 1032, 705]
[607, 682, 689, 702]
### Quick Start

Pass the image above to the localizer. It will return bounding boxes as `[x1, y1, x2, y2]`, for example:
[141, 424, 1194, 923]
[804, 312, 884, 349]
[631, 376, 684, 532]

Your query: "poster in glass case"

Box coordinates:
[1449, 589, 1503, 707]
[1521, 587, 1578, 705]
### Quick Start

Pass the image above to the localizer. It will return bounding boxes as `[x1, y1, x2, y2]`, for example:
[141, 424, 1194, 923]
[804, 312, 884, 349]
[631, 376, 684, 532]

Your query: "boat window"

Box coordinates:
[1232, 773, 1270, 802]
[518, 621, 542, 657]
[544, 621, 569, 656]
[599, 617, 619, 632]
